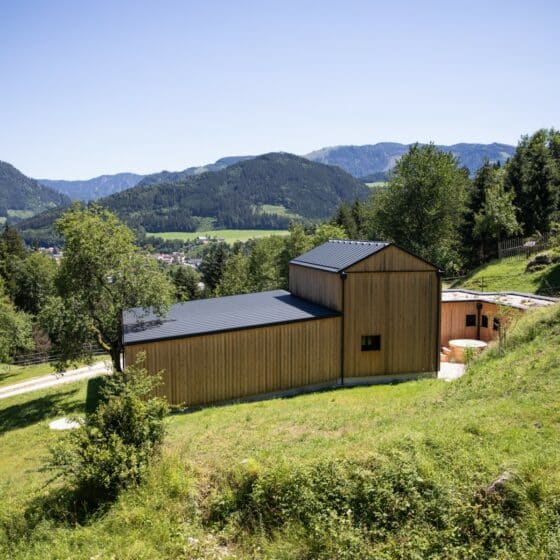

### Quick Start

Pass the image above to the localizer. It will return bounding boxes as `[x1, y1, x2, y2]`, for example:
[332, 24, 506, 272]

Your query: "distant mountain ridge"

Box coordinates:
[38, 156, 254, 201]
[0, 160, 70, 221]
[305, 142, 516, 179]
[36, 142, 515, 200]
[39, 173, 144, 201]
[17, 153, 369, 244]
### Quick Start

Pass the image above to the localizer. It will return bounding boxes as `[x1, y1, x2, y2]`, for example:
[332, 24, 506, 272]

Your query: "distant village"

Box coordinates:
[37, 234, 219, 269]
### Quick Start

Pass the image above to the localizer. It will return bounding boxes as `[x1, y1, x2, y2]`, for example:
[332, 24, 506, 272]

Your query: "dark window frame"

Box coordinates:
[361, 335, 381, 351]
[481, 315, 489, 328]
[466, 314, 477, 327]
[493, 317, 501, 331]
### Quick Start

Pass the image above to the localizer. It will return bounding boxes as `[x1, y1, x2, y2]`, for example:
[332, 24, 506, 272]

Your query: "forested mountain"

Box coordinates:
[136, 155, 254, 188]
[102, 153, 369, 232]
[37, 144, 515, 203]
[306, 142, 515, 178]
[39, 173, 144, 201]
[0, 160, 70, 221]
[16, 153, 369, 243]
[38, 156, 254, 201]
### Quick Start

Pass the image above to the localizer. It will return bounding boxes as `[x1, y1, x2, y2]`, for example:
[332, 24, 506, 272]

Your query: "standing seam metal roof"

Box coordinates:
[123, 289, 340, 345]
[289, 239, 391, 272]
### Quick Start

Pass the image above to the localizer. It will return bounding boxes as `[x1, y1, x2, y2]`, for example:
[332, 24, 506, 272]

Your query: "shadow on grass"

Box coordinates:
[0, 388, 83, 435]
[0, 377, 107, 436]
[24, 485, 113, 528]
[85, 375, 107, 414]
[537, 263, 560, 296]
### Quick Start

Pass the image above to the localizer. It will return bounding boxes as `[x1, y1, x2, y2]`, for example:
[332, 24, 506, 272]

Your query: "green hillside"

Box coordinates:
[1, 303, 560, 558]
[0, 161, 70, 222]
[452, 256, 560, 295]
[102, 152, 369, 232]
[16, 153, 369, 244]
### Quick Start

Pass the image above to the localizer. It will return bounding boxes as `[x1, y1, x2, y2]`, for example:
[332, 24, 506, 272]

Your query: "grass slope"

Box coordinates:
[453, 256, 560, 295]
[1, 304, 560, 558]
[147, 229, 289, 243]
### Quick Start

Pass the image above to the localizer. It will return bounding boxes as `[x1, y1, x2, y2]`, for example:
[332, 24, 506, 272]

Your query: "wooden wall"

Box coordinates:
[343, 270, 439, 377]
[124, 317, 341, 406]
[347, 245, 435, 273]
[440, 301, 500, 347]
[289, 264, 342, 310]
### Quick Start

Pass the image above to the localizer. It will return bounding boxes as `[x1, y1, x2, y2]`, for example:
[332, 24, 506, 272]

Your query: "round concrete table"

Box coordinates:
[448, 339, 488, 363]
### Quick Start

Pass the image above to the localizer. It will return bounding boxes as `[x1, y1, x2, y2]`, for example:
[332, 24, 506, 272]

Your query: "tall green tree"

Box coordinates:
[0, 223, 27, 300]
[0, 278, 34, 362]
[504, 129, 560, 235]
[40, 205, 173, 371]
[199, 242, 230, 294]
[169, 265, 201, 302]
[277, 224, 313, 289]
[473, 168, 521, 257]
[215, 252, 251, 296]
[373, 143, 469, 272]
[12, 252, 57, 315]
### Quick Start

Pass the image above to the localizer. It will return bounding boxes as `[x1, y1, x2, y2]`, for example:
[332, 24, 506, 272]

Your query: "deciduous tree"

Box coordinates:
[40, 205, 172, 371]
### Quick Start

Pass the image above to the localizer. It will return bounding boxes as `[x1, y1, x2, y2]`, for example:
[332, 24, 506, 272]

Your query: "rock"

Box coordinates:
[484, 471, 512, 497]
[49, 417, 83, 430]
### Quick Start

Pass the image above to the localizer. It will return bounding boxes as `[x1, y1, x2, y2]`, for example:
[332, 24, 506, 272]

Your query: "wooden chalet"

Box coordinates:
[123, 240, 441, 406]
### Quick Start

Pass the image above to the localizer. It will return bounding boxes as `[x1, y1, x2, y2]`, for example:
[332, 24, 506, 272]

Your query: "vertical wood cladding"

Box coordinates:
[288, 264, 342, 310]
[346, 245, 435, 272]
[440, 301, 502, 346]
[343, 271, 439, 377]
[124, 317, 341, 406]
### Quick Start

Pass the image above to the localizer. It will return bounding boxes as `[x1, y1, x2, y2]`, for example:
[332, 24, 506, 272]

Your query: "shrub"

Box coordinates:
[46, 354, 169, 502]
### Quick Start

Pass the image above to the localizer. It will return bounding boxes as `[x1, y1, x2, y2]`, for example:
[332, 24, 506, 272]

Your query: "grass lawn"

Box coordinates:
[453, 256, 560, 295]
[147, 229, 289, 243]
[0, 355, 109, 388]
[1, 304, 560, 558]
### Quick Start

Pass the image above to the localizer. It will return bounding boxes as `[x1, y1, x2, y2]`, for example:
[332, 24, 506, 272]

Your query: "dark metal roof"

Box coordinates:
[123, 289, 340, 345]
[290, 239, 391, 272]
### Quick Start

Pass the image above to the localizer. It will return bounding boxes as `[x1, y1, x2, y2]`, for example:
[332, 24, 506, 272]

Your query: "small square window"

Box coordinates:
[466, 314, 476, 327]
[481, 315, 488, 328]
[361, 335, 381, 351]
[493, 318, 501, 331]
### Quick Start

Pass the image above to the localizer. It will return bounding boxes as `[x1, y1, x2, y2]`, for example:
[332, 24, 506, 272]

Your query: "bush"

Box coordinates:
[205, 454, 555, 559]
[47, 354, 169, 502]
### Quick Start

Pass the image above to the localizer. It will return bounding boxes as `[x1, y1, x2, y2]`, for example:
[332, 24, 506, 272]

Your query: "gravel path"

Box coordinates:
[0, 361, 111, 400]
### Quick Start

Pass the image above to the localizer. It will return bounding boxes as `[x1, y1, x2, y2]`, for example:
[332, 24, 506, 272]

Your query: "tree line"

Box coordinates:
[332, 128, 560, 273]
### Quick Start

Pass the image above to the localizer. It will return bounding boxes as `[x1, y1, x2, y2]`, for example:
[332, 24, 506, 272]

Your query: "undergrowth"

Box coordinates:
[1, 304, 560, 558]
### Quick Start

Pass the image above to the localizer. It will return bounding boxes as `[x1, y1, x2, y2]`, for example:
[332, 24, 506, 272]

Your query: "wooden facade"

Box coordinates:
[343, 270, 439, 378]
[440, 301, 499, 347]
[124, 317, 341, 406]
[123, 241, 442, 406]
[289, 264, 342, 310]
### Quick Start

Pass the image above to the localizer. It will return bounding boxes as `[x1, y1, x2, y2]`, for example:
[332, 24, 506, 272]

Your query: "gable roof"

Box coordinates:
[290, 240, 391, 272]
[123, 289, 340, 345]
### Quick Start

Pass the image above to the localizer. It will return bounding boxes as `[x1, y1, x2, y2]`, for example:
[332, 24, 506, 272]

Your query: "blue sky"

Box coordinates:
[1, 0, 559, 179]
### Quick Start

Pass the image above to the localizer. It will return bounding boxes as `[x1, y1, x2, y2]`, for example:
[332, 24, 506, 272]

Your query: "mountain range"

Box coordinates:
[0, 161, 70, 221]
[17, 153, 369, 245]
[35, 142, 516, 201]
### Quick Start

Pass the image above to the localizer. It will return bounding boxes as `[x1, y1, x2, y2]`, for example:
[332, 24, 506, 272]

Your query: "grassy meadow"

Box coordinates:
[147, 229, 289, 244]
[1, 304, 560, 558]
[453, 255, 560, 295]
